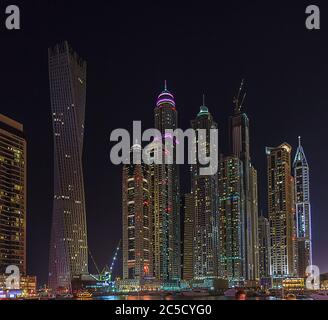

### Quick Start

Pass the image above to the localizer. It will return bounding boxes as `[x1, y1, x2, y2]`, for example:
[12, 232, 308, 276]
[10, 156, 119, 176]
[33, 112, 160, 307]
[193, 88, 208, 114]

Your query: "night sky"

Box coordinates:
[1, 0, 327, 285]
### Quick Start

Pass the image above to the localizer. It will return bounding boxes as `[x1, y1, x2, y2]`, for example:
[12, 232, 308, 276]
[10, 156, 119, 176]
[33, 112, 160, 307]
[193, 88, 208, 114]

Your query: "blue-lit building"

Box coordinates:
[293, 137, 312, 277]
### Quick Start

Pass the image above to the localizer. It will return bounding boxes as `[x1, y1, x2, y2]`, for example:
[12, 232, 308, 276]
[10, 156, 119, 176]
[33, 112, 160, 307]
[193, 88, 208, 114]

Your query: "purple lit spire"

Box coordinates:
[156, 80, 176, 108]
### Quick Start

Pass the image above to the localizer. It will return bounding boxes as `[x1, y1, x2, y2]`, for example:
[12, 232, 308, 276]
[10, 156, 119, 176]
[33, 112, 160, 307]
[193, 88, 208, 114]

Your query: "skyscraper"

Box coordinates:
[144, 140, 169, 281]
[122, 144, 152, 280]
[182, 193, 194, 281]
[0, 114, 26, 276]
[229, 81, 259, 282]
[266, 143, 295, 278]
[191, 101, 219, 279]
[293, 137, 312, 277]
[258, 215, 270, 279]
[218, 155, 244, 286]
[48, 42, 88, 292]
[149, 83, 181, 282]
[250, 166, 260, 281]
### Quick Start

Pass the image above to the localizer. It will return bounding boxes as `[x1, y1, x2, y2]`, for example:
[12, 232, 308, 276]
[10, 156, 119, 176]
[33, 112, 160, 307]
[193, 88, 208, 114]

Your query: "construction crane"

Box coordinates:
[89, 239, 121, 288]
[108, 239, 121, 282]
[89, 249, 101, 275]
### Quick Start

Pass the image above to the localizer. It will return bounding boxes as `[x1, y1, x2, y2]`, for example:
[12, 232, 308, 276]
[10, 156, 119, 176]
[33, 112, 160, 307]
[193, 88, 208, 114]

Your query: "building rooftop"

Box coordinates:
[0, 113, 23, 132]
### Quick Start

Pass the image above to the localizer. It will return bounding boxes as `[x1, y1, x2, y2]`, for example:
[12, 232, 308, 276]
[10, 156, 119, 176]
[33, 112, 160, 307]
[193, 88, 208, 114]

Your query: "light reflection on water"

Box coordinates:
[93, 295, 281, 301]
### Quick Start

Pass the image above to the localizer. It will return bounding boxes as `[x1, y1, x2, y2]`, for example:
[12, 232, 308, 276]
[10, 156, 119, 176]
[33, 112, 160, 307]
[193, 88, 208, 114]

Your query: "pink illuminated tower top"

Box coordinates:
[156, 80, 176, 108]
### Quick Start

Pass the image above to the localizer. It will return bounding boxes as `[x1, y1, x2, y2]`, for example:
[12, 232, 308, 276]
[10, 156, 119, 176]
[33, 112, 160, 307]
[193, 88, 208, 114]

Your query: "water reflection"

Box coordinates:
[93, 295, 281, 301]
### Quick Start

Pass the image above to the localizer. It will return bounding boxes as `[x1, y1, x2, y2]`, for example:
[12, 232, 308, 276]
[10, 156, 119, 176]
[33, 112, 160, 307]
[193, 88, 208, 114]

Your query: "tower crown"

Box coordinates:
[197, 95, 209, 117]
[293, 136, 308, 167]
[156, 81, 176, 108]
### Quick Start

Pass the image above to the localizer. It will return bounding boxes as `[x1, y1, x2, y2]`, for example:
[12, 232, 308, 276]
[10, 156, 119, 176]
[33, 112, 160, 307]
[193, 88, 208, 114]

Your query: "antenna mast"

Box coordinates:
[233, 79, 246, 114]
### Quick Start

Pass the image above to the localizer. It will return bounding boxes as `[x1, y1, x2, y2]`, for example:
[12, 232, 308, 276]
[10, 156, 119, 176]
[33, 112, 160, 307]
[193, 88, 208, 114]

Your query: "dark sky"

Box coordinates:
[1, 0, 327, 285]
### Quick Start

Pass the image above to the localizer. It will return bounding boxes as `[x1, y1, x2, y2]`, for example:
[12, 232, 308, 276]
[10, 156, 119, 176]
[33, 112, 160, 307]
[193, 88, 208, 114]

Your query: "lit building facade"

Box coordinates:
[48, 42, 88, 292]
[122, 145, 152, 280]
[229, 84, 259, 281]
[266, 143, 295, 278]
[0, 114, 26, 276]
[182, 193, 194, 281]
[147, 83, 181, 281]
[293, 137, 312, 277]
[144, 140, 169, 281]
[20, 275, 37, 294]
[250, 166, 260, 282]
[258, 215, 270, 279]
[0, 275, 36, 294]
[218, 155, 244, 285]
[191, 103, 219, 279]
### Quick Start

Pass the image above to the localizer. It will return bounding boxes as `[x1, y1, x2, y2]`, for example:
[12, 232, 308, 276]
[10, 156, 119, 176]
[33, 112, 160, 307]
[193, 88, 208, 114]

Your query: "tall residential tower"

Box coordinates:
[293, 137, 312, 277]
[229, 80, 259, 282]
[218, 155, 244, 285]
[149, 83, 181, 282]
[258, 215, 270, 279]
[266, 143, 295, 278]
[48, 42, 88, 292]
[191, 101, 219, 279]
[122, 145, 152, 280]
[0, 114, 26, 276]
[182, 193, 194, 281]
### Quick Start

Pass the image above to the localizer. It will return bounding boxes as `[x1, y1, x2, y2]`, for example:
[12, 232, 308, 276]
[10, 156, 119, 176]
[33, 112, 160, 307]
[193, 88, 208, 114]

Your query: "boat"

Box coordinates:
[285, 293, 297, 300]
[56, 293, 74, 300]
[224, 288, 236, 297]
[75, 291, 93, 299]
[296, 294, 313, 300]
[181, 289, 210, 297]
[310, 291, 328, 300]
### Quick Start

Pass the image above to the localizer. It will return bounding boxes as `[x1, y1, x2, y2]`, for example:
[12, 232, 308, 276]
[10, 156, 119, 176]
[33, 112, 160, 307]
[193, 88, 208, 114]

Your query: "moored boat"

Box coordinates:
[310, 291, 328, 300]
[75, 291, 93, 299]
[181, 289, 210, 297]
[224, 288, 236, 297]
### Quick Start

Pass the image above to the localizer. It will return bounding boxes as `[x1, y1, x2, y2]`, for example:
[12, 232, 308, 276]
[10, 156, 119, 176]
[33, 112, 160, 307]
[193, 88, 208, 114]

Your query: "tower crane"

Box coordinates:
[89, 239, 121, 289]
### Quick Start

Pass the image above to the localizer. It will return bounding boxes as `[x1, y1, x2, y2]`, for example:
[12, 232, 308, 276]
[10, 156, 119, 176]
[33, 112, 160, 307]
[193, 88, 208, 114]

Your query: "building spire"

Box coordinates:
[293, 135, 308, 167]
[198, 94, 209, 117]
[233, 79, 246, 114]
[164, 80, 167, 91]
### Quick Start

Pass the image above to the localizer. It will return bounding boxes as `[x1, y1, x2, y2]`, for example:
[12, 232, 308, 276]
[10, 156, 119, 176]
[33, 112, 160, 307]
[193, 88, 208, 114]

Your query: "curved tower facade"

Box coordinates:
[48, 42, 88, 292]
